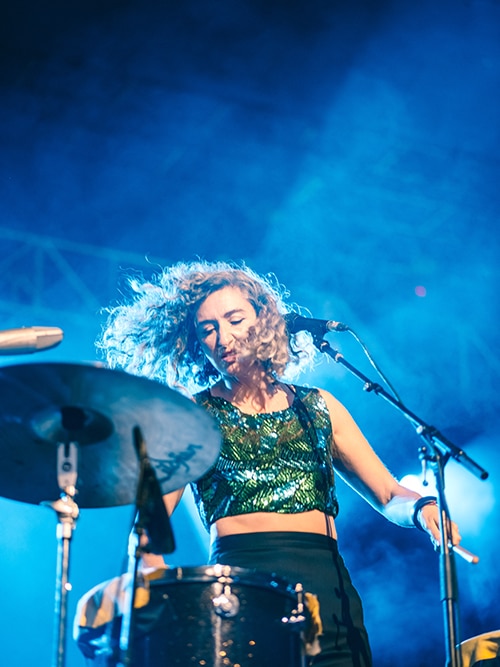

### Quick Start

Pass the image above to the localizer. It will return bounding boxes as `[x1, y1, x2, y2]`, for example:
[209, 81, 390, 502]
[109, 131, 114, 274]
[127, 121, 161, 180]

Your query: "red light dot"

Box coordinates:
[415, 286, 427, 297]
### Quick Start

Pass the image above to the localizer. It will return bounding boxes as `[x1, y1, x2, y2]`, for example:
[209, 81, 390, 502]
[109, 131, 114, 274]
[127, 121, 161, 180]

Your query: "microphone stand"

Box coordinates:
[313, 336, 488, 667]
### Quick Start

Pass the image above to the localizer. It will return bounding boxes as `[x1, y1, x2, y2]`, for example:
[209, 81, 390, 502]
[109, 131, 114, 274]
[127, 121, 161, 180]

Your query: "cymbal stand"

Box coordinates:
[42, 410, 83, 667]
[48, 469, 79, 667]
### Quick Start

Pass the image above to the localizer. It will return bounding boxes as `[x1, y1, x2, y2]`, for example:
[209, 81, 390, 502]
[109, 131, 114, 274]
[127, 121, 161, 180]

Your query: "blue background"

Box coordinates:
[0, 1, 499, 665]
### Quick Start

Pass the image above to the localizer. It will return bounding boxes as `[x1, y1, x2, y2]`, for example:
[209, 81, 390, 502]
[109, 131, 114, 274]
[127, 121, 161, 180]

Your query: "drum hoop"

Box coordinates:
[148, 565, 299, 598]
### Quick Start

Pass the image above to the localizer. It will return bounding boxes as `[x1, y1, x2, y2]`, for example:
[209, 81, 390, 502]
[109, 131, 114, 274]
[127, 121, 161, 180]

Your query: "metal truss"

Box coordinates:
[0, 226, 166, 328]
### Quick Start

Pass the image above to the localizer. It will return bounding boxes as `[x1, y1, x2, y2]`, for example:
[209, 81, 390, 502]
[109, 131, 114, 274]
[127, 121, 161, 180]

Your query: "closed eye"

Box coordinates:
[199, 326, 215, 338]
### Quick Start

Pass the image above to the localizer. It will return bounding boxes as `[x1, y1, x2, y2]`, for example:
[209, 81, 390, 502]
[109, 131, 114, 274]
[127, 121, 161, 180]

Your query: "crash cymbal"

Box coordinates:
[0, 362, 221, 508]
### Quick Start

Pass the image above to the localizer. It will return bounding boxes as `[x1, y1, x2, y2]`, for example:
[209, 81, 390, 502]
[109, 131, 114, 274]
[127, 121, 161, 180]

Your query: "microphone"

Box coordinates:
[284, 313, 349, 336]
[0, 326, 64, 355]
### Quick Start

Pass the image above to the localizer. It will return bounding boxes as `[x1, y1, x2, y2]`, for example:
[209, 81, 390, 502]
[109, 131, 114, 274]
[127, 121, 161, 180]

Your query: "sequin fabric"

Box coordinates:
[191, 385, 339, 531]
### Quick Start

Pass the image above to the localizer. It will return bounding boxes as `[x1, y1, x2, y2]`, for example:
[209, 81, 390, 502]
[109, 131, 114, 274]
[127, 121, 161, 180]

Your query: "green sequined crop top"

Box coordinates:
[191, 385, 339, 531]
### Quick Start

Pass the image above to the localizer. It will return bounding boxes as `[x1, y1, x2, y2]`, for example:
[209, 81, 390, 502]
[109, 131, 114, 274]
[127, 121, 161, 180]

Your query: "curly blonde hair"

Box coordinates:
[96, 259, 317, 393]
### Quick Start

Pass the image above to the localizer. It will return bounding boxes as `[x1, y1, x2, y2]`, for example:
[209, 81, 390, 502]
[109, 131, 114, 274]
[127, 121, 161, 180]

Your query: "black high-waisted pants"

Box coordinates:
[210, 531, 372, 667]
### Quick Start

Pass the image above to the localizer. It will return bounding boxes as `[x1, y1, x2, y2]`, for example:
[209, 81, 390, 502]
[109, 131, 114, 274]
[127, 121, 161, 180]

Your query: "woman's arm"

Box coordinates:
[318, 389, 460, 546]
[163, 487, 185, 516]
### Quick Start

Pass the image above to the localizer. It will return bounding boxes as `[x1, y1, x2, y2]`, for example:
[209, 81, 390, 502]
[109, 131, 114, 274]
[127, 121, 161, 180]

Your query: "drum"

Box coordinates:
[127, 564, 308, 667]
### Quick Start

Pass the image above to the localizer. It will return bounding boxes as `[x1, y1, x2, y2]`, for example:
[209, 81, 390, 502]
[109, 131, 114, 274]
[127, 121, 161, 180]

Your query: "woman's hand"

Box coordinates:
[416, 501, 462, 549]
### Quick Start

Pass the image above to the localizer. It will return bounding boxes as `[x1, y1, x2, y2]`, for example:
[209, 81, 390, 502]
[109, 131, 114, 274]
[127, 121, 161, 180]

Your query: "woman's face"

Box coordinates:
[194, 285, 258, 379]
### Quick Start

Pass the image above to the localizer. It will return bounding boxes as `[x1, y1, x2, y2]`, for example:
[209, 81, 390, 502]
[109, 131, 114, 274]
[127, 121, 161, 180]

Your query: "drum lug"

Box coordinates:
[282, 582, 307, 628]
[211, 581, 240, 618]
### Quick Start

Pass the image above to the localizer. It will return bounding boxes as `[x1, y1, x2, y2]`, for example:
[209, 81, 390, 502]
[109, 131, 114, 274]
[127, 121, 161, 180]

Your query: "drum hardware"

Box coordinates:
[120, 425, 176, 666]
[0, 361, 221, 667]
[211, 582, 240, 618]
[281, 582, 307, 628]
[39, 407, 87, 667]
[206, 565, 242, 620]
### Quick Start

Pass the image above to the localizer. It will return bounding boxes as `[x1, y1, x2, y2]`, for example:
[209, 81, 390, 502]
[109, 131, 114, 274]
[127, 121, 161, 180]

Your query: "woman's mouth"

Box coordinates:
[220, 350, 237, 364]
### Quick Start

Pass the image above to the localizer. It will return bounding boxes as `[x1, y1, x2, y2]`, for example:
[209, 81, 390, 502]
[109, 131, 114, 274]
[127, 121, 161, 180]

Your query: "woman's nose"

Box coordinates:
[217, 324, 232, 346]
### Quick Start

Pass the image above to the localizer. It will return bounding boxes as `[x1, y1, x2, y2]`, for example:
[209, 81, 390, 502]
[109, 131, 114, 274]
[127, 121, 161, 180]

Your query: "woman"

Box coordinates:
[97, 259, 459, 666]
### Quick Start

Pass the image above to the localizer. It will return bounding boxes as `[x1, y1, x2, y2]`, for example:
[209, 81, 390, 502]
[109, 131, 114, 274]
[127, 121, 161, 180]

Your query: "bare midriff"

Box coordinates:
[210, 509, 337, 541]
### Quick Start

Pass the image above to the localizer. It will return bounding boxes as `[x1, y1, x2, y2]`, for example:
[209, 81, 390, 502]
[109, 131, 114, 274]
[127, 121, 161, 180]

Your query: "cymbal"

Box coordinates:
[0, 362, 221, 508]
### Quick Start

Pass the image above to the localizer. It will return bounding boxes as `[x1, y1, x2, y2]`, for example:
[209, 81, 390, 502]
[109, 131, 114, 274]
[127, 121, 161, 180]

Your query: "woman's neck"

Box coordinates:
[211, 376, 292, 414]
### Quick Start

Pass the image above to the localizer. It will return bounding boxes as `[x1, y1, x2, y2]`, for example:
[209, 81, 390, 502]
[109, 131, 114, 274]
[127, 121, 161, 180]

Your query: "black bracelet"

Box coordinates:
[412, 496, 438, 531]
